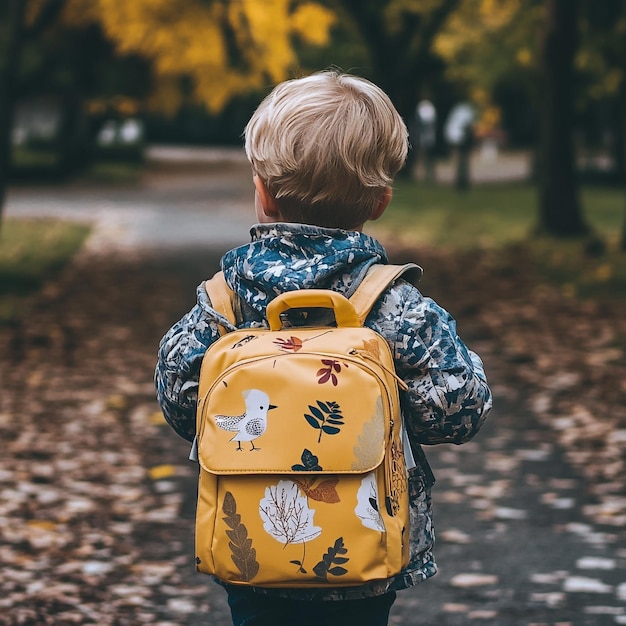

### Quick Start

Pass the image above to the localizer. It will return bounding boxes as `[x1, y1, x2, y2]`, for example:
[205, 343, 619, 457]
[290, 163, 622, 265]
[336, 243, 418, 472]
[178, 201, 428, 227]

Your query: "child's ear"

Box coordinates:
[253, 175, 282, 219]
[369, 187, 393, 221]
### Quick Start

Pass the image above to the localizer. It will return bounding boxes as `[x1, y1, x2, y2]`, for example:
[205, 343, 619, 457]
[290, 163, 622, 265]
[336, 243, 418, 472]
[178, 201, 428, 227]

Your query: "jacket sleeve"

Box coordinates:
[154, 284, 232, 442]
[371, 281, 492, 445]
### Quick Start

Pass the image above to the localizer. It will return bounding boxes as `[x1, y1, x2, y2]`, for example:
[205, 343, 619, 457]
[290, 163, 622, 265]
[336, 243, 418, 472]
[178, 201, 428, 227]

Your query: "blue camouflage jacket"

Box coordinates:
[155, 223, 492, 600]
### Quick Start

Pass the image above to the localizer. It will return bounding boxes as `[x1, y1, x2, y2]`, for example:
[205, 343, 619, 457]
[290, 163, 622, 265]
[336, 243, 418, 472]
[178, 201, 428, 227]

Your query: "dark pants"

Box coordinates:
[226, 588, 397, 626]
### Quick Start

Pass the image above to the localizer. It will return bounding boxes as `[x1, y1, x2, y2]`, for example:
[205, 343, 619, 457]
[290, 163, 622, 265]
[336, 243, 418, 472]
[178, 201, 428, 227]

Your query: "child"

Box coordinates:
[155, 70, 492, 626]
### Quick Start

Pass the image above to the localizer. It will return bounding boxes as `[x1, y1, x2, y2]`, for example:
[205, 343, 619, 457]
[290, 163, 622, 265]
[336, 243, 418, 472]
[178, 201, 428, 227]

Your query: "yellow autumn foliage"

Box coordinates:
[433, 0, 544, 117]
[516, 47, 532, 68]
[292, 2, 336, 46]
[595, 264, 613, 282]
[56, 0, 335, 113]
[434, 0, 530, 65]
[148, 464, 177, 480]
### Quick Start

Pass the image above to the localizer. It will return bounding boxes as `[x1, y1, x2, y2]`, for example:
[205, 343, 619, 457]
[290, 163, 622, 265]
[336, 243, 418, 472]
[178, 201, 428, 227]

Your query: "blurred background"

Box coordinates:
[1, 0, 625, 228]
[2, 0, 625, 307]
[1, 2, 626, 625]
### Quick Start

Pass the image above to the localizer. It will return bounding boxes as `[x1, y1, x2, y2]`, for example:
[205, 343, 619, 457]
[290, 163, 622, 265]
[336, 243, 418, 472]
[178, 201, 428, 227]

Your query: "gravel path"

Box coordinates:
[5, 149, 253, 254]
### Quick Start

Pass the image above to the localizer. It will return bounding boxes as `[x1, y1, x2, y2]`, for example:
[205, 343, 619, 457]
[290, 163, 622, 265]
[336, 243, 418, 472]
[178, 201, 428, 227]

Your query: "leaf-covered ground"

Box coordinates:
[0, 238, 624, 624]
[395, 243, 626, 504]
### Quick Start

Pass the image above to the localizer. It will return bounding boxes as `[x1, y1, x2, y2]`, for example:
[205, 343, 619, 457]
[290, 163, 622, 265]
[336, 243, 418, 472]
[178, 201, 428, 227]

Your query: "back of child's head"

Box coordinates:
[244, 70, 408, 230]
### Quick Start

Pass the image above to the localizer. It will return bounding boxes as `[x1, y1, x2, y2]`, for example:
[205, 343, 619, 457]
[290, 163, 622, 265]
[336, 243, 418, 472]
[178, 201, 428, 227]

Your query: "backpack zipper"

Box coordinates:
[347, 349, 409, 392]
[347, 347, 405, 518]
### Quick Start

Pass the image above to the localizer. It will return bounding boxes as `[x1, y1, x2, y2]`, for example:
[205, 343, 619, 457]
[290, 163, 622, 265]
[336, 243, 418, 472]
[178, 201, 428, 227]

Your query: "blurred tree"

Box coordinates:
[434, 0, 543, 194]
[434, 0, 542, 133]
[61, 0, 335, 115]
[434, 0, 592, 236]
[577, 0, 626, 183]
[0, 0, 335, 225]
[0, 0, 153, 222]
[333, 0, 460, 176]
[436, 0, 626, 238]
[0, 0, 27, 227]
[537, 0, 588, 236]
[19, 19, 153, 174]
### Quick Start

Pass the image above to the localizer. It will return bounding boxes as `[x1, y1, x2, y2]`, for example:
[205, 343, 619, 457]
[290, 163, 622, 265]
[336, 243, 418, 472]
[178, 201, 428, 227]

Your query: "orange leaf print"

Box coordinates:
[274, 336, 303, 352]
[296, 478, 341, 503]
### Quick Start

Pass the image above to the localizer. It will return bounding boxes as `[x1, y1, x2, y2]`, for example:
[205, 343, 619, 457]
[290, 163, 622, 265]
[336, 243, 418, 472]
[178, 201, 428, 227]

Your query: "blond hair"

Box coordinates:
[244, 70, 408, 230]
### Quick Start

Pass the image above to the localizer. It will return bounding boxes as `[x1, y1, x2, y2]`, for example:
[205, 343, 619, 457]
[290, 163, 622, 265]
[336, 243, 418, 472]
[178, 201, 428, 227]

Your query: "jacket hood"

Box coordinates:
[220, 223, 388, 315]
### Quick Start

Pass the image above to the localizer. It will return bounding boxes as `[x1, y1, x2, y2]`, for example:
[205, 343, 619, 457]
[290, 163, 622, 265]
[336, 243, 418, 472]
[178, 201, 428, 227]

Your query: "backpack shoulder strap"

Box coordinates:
[350, 263, 422, 325]
[204, 271, 237, 335]
[205, 263, 422, 331]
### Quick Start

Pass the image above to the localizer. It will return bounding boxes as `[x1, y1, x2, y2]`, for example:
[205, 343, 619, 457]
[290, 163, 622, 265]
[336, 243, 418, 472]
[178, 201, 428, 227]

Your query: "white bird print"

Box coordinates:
[215, 389, 277, 451]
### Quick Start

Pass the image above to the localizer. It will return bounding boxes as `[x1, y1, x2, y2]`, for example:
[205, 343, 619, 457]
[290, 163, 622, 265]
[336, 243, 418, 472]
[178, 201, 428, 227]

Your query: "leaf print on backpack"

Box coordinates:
[355, 472, 385, 532]
[274, 331, 332, 353]
[259, 480, 322, 546]
[222, 491, 259, 581]
[304, 401, 344, 443]
[291, 448, 323, 472]
[352, 398, 385, 470]
[316, 359, 348, 386]
[294, 477, 340, 504]
[312, 537, 350, 582]
[274, 336, 303, 352]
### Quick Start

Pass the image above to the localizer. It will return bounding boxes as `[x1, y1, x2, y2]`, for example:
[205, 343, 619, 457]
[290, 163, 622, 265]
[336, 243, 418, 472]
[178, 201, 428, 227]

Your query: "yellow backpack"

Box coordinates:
[195, 264, 420, 588]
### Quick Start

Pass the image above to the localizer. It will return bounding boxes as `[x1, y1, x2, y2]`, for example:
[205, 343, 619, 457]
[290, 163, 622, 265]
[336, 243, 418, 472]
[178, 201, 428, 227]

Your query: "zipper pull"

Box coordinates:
[189, 436, 199, 462]
[384, 420, 400, 517]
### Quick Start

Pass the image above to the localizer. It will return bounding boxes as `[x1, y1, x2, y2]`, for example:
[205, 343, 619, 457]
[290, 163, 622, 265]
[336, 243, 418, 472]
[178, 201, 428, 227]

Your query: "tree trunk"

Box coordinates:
[611, 80, 626, 183]
[339, 0, 459, 180]
[621, 197, 626, 251]
[620, 90, 626, 250]
[56, 90, 90, 178]
[537, 0, 589, 236]
[0, 0, 27, 231]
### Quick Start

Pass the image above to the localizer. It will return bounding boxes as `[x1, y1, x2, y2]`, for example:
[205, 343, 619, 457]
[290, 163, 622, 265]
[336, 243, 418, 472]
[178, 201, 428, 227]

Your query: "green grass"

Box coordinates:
[368, 181, 626, 300]
[81, 161, 143, 184]
[13, 146, 143, 184]
[12, 147, 59, 169]
[0, 218, 90, 322]
[372, 182, 624, 248]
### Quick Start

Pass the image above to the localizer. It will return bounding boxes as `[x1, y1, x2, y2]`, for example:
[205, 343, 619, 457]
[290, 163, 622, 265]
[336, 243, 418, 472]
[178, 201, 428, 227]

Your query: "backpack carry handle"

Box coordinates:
[266, 289, 361, 330]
